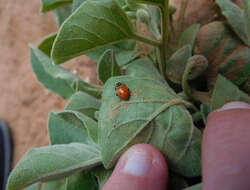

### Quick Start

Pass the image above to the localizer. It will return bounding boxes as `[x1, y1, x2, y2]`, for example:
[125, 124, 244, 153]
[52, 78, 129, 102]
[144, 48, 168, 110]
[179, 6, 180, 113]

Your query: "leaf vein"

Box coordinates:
[71, 24, 108, 43]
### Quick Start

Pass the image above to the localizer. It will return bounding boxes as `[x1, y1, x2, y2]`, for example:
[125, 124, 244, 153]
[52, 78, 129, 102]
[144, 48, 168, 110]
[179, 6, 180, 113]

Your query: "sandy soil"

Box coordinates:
[0, 0, 98, 166]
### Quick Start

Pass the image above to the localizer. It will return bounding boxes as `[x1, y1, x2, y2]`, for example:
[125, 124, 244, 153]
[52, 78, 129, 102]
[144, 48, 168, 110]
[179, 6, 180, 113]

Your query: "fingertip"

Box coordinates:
[102, 144, 168, 190]
[215, 101, 250, 112]
[203, 102, 250, 190]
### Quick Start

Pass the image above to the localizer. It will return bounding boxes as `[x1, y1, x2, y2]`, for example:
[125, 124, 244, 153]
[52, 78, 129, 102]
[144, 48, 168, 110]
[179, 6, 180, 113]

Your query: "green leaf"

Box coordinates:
[98, 49, 121, 83]
[49, 110, 99, 145]
[27, 173, 96, 190]
[51, 0, 134, 64]
[66, 172, 97, 190]
[186, 55, 208, 80]
[42, 179, 66, 190]
[41, 0, 72, 12]
[216, 0, 249, 46]
[178, 24, 200, 49]
[7, 143, 101, 190]
[211, 75, 250, 110]
[200, 103, 211, 124]
[99, 75, 202, 177]
[65, 91, 100, 119]
[38, 33, 57, 57]
[72, 0, 86, 12]
[133, 0, 164, 6]
[125, 58, 166, 83]
[242, 0, 250, 43]
[217, 46, 250, 85]
[166, 44, 192, 84]
[73, 111, 99, 144]
[53, 6, 72, 27]
[86, 40, 136, 66]
[148, 5, 162, 40]
[195, 21, 250, 87]
[26, 184, 42, 190]
[30, 46, 102, 99]
[92, 167, 112, 189]
[183, 183, 202, 190]
[48, 111, 88, 145]
[30, 45, 74, 99]
[26, 180, 67, 190]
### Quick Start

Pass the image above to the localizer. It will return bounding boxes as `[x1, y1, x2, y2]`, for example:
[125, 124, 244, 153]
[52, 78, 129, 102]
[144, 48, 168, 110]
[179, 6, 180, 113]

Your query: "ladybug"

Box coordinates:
[115, 82, 130, 100]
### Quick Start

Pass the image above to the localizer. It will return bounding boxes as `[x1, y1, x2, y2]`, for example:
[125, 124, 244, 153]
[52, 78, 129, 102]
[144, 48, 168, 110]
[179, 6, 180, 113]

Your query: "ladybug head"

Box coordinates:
[115, 82, 122, 87]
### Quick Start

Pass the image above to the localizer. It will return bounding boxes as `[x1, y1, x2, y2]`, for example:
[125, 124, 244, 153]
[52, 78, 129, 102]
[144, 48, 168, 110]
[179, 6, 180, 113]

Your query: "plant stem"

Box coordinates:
[133, 33, 162, 47]
[169, 14, 176, 41]
[158, 0, 169, 77]
[182, 62, 193, 100]
[177, 0, 189, 37]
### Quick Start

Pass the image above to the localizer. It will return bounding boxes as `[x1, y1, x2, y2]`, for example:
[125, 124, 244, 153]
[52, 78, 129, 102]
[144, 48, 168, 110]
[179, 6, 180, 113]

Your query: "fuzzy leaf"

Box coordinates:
[242, 0, 250, 43]
[178, 24, 200, 49]
[166, 45, 192, 84]
[86, 40, 136, 66]
[26, 184, 42, 190]
[49, 111, 98, 145]
[200, 103, 211, 124]
[53, 6, 72, 27]
[183, 183, 202, 190]
[98, 50, 121, 83]
[49, 111, 88, 145]
[51, 0, 134, 64]
[26, 174, 96, 190]
[30, 45, 74, 99]
[87, 48, 136, 66]
[42, 179, 66, 190]
[125, 58, 166, 83]
[194, 21, 250, 87]
[186, 55, 208, 80]
[216, 0, 249, 46]
[41, 0, 72, 12]
[7, 143, 101, 190]
[211, 75, 250, 110]
[66, 172, 97, 190]
[99, 74, 202, 177]
[30, 46, 102, 99]
[38, 33, 57, 57]
[217, 45, 250, 85]
[72, 0, 86, 12]
[134, 0, 164, 5]
[92, 167, 112, 189]
[73, 111, 99, 144]
[65, 91, 100, 119]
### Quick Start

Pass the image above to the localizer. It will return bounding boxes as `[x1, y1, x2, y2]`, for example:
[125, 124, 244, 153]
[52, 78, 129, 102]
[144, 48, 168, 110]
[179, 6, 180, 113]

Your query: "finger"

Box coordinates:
[202, 102, 250, 190]
[102, 144, 168, 190]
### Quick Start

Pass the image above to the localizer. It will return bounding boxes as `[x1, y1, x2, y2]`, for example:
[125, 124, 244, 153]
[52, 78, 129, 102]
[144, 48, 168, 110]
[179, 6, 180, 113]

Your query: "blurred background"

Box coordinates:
[0, 0, 99, 166]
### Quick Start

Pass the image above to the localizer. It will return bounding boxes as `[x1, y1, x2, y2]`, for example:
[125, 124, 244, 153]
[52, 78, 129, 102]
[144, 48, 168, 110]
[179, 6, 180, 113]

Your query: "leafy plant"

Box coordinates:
[7, 0, 250, 189]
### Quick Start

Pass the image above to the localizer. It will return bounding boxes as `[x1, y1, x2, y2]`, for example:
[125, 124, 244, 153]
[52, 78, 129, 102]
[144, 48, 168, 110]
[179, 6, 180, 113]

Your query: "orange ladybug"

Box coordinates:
[115, 82, 130, 100]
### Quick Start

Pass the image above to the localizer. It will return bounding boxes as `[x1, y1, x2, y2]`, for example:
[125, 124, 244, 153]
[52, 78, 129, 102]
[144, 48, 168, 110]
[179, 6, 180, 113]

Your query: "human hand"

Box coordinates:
[102, 102, 250, 190]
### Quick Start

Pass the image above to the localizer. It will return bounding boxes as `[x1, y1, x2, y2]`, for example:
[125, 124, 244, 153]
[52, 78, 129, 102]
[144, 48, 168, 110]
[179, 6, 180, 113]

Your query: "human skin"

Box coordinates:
[102, 102, 250, 190]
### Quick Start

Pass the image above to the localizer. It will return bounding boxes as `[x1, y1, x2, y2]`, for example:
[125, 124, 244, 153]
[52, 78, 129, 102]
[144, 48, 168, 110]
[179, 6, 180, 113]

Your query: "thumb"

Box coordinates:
[202, 101, 250, 190]
[102, 144, 168, 190]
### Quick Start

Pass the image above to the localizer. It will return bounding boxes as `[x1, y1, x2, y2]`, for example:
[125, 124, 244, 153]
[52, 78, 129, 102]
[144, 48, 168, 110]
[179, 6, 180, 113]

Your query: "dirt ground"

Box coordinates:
[0, 0, 242, 166]
[0, 0, 98, 166]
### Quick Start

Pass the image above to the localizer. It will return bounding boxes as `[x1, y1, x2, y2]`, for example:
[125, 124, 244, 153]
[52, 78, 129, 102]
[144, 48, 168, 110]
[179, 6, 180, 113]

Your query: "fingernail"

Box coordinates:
[122, 149, 151, 176]
[216, 101, 250, 112]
